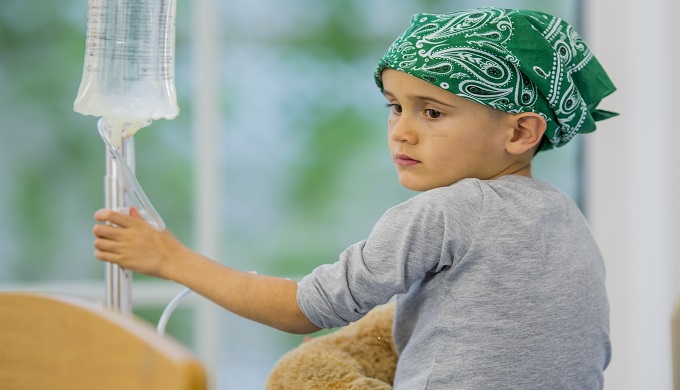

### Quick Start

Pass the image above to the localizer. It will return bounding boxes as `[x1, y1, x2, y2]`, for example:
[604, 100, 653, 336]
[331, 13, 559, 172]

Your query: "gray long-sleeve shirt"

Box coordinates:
[297, 175, 610, 389]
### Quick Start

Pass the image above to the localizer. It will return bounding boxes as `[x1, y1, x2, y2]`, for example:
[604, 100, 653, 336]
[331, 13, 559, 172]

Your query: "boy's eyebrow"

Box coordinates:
[382, 89, 458, 108]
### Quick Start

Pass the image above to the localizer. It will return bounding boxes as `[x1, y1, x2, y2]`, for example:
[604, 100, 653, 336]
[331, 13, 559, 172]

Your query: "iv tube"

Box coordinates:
[98, 118, 166, 231]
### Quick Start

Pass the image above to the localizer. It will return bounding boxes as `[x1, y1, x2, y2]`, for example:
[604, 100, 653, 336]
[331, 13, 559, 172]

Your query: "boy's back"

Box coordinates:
[393, 175, 610, 388]
[298, 175, 610, 389]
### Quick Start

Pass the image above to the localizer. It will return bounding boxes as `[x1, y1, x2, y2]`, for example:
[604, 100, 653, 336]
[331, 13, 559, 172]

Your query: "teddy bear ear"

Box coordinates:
[265, 303, 397, 390]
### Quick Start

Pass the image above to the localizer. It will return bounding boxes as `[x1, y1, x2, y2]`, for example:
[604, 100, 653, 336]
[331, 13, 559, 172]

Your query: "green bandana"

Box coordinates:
[375, 8, 617, 150]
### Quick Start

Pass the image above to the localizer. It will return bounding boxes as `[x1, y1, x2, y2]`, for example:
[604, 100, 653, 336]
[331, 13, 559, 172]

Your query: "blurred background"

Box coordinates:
[0, 0, 676, 389]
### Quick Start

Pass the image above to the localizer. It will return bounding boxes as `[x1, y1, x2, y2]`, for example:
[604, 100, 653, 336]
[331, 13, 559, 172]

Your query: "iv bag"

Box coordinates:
[74, 0, 179, 133]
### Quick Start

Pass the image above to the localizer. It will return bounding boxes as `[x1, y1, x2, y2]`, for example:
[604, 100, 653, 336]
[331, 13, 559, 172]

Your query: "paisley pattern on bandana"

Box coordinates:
[375, 8, 617, 150]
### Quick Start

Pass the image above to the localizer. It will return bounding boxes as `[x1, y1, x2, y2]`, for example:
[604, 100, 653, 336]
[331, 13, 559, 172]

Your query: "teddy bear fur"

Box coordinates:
[266, 303, 397, 390]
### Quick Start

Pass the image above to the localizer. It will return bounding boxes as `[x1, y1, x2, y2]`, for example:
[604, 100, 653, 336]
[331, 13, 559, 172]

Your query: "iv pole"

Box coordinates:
[104, 131, 134, 314]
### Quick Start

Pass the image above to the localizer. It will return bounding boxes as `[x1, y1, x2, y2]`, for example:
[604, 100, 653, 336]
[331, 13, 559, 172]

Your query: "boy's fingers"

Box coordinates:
[93, 237, 118, 252]
[94, 249, 120, 264]
[92, 224, 123, 240]
[94, 208, 140, 228]
[94, 208, 118, 223]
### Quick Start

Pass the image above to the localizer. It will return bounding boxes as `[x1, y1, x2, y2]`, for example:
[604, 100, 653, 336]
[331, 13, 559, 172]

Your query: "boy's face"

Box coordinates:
[381, 69, 513, 191]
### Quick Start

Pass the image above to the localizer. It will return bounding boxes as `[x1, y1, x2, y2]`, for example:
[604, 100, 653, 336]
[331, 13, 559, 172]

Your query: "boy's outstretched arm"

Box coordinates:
[92, 209, 321, 335]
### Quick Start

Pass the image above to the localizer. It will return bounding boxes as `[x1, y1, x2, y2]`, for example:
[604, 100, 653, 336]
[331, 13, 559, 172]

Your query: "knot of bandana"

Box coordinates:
[375, 8, 617, 150]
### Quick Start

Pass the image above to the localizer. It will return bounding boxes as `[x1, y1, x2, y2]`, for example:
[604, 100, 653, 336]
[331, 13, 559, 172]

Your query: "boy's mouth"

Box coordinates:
[395, 153, 420, 167]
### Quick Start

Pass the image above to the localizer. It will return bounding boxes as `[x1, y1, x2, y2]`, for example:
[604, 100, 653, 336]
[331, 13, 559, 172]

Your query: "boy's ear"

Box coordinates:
[506, 112, 547, 155]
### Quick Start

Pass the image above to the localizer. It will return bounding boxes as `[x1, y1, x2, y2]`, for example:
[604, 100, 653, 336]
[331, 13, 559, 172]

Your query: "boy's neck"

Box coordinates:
[491, 162, 533, 180]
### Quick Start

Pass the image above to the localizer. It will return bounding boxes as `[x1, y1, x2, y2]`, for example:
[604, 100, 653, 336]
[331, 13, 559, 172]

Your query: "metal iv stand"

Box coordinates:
[104, 130, 134, 314]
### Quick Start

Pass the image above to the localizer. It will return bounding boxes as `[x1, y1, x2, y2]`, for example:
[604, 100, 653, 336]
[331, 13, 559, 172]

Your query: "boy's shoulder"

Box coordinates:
[405, 175, 562, 212]
[392, 178, 486, 218]
[417, 175, 542, 200]
[415, 178, 484, 203]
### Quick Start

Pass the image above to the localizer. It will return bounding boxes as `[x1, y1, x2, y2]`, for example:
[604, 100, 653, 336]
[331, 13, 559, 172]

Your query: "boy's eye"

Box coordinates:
[386, 103, 402, 114]
[425, 109, 443, 119]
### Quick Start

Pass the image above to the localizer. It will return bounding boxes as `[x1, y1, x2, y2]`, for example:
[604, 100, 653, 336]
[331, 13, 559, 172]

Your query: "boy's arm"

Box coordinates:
[92, 209, 321, 334]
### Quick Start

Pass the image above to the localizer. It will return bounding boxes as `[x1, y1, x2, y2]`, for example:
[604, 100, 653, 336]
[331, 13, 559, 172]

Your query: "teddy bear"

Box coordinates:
[266, 303, 397, 390]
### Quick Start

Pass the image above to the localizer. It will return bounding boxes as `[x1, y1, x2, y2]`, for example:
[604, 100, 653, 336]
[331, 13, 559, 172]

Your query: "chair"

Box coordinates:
[0, 291, 207, 390]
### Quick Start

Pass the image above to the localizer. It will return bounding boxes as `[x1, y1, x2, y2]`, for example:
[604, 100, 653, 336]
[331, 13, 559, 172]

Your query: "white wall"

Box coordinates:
[583, 0, 679, 388]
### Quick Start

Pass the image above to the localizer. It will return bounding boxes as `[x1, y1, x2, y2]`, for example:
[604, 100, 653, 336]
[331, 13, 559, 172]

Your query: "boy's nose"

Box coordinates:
[390, 116, 417, 144]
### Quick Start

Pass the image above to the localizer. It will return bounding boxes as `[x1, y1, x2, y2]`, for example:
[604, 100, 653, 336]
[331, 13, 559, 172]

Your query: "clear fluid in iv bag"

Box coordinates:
[74, 0, 179, 131]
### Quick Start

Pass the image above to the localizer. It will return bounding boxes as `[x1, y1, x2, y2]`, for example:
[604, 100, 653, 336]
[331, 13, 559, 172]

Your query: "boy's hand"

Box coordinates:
[92, 208, 189, 279]
[94, 209, 320, 334]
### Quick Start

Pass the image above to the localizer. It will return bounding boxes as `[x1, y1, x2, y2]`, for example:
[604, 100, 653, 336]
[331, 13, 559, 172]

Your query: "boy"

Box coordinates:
[93, 7, 616, 389]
